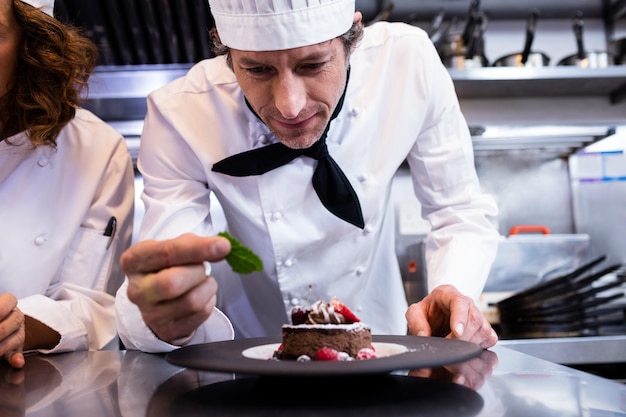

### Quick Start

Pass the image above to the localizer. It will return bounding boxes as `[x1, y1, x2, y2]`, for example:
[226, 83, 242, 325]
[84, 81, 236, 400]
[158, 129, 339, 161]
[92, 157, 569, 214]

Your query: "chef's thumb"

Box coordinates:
[210, 235, 232, 259]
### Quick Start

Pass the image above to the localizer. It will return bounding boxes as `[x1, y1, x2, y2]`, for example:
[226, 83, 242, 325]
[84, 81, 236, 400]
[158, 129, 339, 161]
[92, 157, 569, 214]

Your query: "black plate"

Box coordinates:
[165, 335, 483, 377]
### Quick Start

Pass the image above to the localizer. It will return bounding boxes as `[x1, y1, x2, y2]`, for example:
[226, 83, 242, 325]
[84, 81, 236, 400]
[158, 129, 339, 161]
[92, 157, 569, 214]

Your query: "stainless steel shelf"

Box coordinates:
[84, 65, 626, 125]
[450, 66, 626, 103]
[470, 125, 616, 154]
[356, 0, 605, 21]
[85, 64, 192, 121]
[86, 66, 619, 160]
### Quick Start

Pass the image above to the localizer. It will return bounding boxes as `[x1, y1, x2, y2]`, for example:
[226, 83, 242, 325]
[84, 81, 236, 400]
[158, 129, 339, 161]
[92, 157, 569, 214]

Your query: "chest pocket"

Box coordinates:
[59, 227, 116, 293]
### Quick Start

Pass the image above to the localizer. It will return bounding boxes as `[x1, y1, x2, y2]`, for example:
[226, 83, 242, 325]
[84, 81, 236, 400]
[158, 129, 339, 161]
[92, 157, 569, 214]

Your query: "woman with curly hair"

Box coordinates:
[0, 0, 134, 368]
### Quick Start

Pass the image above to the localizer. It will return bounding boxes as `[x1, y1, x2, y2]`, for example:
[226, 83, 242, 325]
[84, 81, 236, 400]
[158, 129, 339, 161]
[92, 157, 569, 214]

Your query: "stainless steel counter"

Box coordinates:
[499, 335, 626, 365]
[2, 343, 625, 417]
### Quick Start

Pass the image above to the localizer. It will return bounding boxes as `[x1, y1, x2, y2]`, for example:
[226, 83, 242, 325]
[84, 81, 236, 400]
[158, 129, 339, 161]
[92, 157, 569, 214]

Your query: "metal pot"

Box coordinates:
[558, 51, 614, 68]
[438, 0, 489, 69]
[493, 9, 551, 68]
[494, 52, 550, 67]
[444, 53, 488, 70]
[558, 12, 614, 68]
[439, 32, 488, 69]
[440, 10, 489, 69]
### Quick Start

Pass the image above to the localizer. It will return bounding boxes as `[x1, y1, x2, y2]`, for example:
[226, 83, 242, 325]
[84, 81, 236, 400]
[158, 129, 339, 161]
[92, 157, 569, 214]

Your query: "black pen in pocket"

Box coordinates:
[104, 216, 117, 250]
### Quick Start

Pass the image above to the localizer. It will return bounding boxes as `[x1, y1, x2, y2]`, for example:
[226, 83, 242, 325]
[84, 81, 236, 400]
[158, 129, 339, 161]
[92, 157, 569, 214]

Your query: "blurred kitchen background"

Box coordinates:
[53, 0, 626, 341]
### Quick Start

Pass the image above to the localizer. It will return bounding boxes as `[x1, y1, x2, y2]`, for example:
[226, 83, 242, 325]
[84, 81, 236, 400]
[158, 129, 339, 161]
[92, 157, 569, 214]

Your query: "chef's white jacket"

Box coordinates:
[116, 22, 499, 352]
[1, 108, 135, 353]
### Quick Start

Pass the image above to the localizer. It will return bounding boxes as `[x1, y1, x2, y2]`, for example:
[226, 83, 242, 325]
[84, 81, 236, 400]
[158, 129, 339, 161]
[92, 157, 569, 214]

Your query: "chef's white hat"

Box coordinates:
[21, 0, 54, 16]
[208, 0, 355, 51]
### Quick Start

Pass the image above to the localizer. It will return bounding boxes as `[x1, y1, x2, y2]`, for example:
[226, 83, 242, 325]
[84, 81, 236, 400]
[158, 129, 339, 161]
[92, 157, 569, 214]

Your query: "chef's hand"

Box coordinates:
[405, 284, 498, 349]
[0, 293, 26, 369]
[121, 233, 231, 345]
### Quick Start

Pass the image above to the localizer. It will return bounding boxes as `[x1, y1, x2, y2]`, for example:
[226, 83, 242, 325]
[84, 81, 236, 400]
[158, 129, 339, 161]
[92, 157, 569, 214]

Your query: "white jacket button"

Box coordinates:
[34, 236, 46, 246]
[37, 158, 48, 167]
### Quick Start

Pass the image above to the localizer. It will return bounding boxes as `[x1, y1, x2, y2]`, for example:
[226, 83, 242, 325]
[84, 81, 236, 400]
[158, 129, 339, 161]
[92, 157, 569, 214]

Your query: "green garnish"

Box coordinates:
[218, 231, 264, 274]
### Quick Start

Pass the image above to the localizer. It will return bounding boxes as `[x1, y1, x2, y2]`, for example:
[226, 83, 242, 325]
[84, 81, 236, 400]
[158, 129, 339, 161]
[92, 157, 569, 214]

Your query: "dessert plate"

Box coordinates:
[165, 335, 482, 377]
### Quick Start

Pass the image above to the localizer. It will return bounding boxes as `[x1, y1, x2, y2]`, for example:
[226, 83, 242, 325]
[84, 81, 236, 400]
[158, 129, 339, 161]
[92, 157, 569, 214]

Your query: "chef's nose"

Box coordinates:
[273, 72, 306, 120]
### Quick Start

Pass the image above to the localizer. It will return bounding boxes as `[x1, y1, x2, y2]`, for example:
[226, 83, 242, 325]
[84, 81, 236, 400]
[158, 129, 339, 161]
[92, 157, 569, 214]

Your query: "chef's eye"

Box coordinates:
[301, 62, 325, 72]
[245, 66, 270, 75]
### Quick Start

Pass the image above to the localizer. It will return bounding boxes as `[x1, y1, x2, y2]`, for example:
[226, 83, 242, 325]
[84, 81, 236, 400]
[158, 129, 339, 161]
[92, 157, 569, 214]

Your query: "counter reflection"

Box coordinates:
[0, 351, 120, 417]
[5, 347, 626, 417]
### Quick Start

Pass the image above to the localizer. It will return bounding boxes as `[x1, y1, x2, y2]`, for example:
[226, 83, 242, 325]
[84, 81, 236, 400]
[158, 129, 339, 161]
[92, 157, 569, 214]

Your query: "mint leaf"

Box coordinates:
[218, 231, 263, 274]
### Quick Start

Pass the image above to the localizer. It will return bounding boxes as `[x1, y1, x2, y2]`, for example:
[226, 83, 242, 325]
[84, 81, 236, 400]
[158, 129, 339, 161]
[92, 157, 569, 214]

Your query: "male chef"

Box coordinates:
[115, 0, 500, 352]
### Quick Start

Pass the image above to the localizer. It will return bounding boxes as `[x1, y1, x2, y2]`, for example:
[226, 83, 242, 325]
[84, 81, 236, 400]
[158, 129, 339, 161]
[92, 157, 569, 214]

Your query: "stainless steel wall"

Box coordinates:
[570, 131, 626, 266]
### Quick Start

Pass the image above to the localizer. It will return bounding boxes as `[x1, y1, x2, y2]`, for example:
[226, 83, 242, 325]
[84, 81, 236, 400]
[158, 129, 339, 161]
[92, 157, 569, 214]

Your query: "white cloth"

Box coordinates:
[209, 0, 355, 51]
[116, 22, 499, 352]
[1, 108, 135, 353]
[20, 0, 54, 16]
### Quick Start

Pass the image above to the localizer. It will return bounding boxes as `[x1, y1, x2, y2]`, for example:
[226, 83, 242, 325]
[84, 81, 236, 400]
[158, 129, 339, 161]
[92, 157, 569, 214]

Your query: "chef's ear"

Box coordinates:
[353, 11, 362, 25]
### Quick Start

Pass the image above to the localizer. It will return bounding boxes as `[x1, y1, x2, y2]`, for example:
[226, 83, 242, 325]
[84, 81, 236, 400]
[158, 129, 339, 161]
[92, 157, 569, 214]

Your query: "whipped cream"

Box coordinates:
[306, 300, 346, 324]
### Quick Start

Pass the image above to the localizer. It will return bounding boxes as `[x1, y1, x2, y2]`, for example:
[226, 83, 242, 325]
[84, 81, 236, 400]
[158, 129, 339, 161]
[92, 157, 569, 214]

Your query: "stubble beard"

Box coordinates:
[262, 110, 330, 150]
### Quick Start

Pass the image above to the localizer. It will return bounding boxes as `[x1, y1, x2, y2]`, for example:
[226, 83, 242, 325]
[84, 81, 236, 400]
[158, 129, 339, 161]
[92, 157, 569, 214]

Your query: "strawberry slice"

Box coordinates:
[330, 297, 360, 323]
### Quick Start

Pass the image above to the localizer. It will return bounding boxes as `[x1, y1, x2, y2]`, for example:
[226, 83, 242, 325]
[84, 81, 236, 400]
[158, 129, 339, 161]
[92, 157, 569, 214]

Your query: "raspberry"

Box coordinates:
[315, 347, 340, 361]
[272, 344, 283, 359]
[356, 348, 377, 360]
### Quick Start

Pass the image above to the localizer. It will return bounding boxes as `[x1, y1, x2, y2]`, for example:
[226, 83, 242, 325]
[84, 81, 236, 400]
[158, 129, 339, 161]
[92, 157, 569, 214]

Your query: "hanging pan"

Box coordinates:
[558, 12, 614, 68]
[493, 9, 550, 67]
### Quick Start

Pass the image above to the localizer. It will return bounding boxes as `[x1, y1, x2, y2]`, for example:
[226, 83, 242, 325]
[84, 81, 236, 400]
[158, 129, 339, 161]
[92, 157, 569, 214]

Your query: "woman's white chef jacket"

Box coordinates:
[0, 108, 135, 353]
[115, 22, 500, 352]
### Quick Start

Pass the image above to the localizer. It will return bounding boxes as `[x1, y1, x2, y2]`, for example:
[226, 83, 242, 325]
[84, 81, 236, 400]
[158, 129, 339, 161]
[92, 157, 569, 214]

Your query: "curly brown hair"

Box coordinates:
[1, 0, 98, 147]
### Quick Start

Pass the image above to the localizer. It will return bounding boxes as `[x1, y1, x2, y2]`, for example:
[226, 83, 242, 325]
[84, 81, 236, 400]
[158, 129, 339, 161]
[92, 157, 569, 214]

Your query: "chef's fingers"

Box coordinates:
[447, 313, 498, 349]
[443, 287, 497, 348]
[120, 233, 231, 275]
[133, 275, 218, 343]
[406, 285, 458, 336]
[465, 318, 498, 349]
[6, 351, 25, 369]
[127, 261, 213, 305]
[405, 301, 434, 337]
[0, 310, 26, 369]
[0, 293, 19, 322]
[448, 300, 497, 349]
